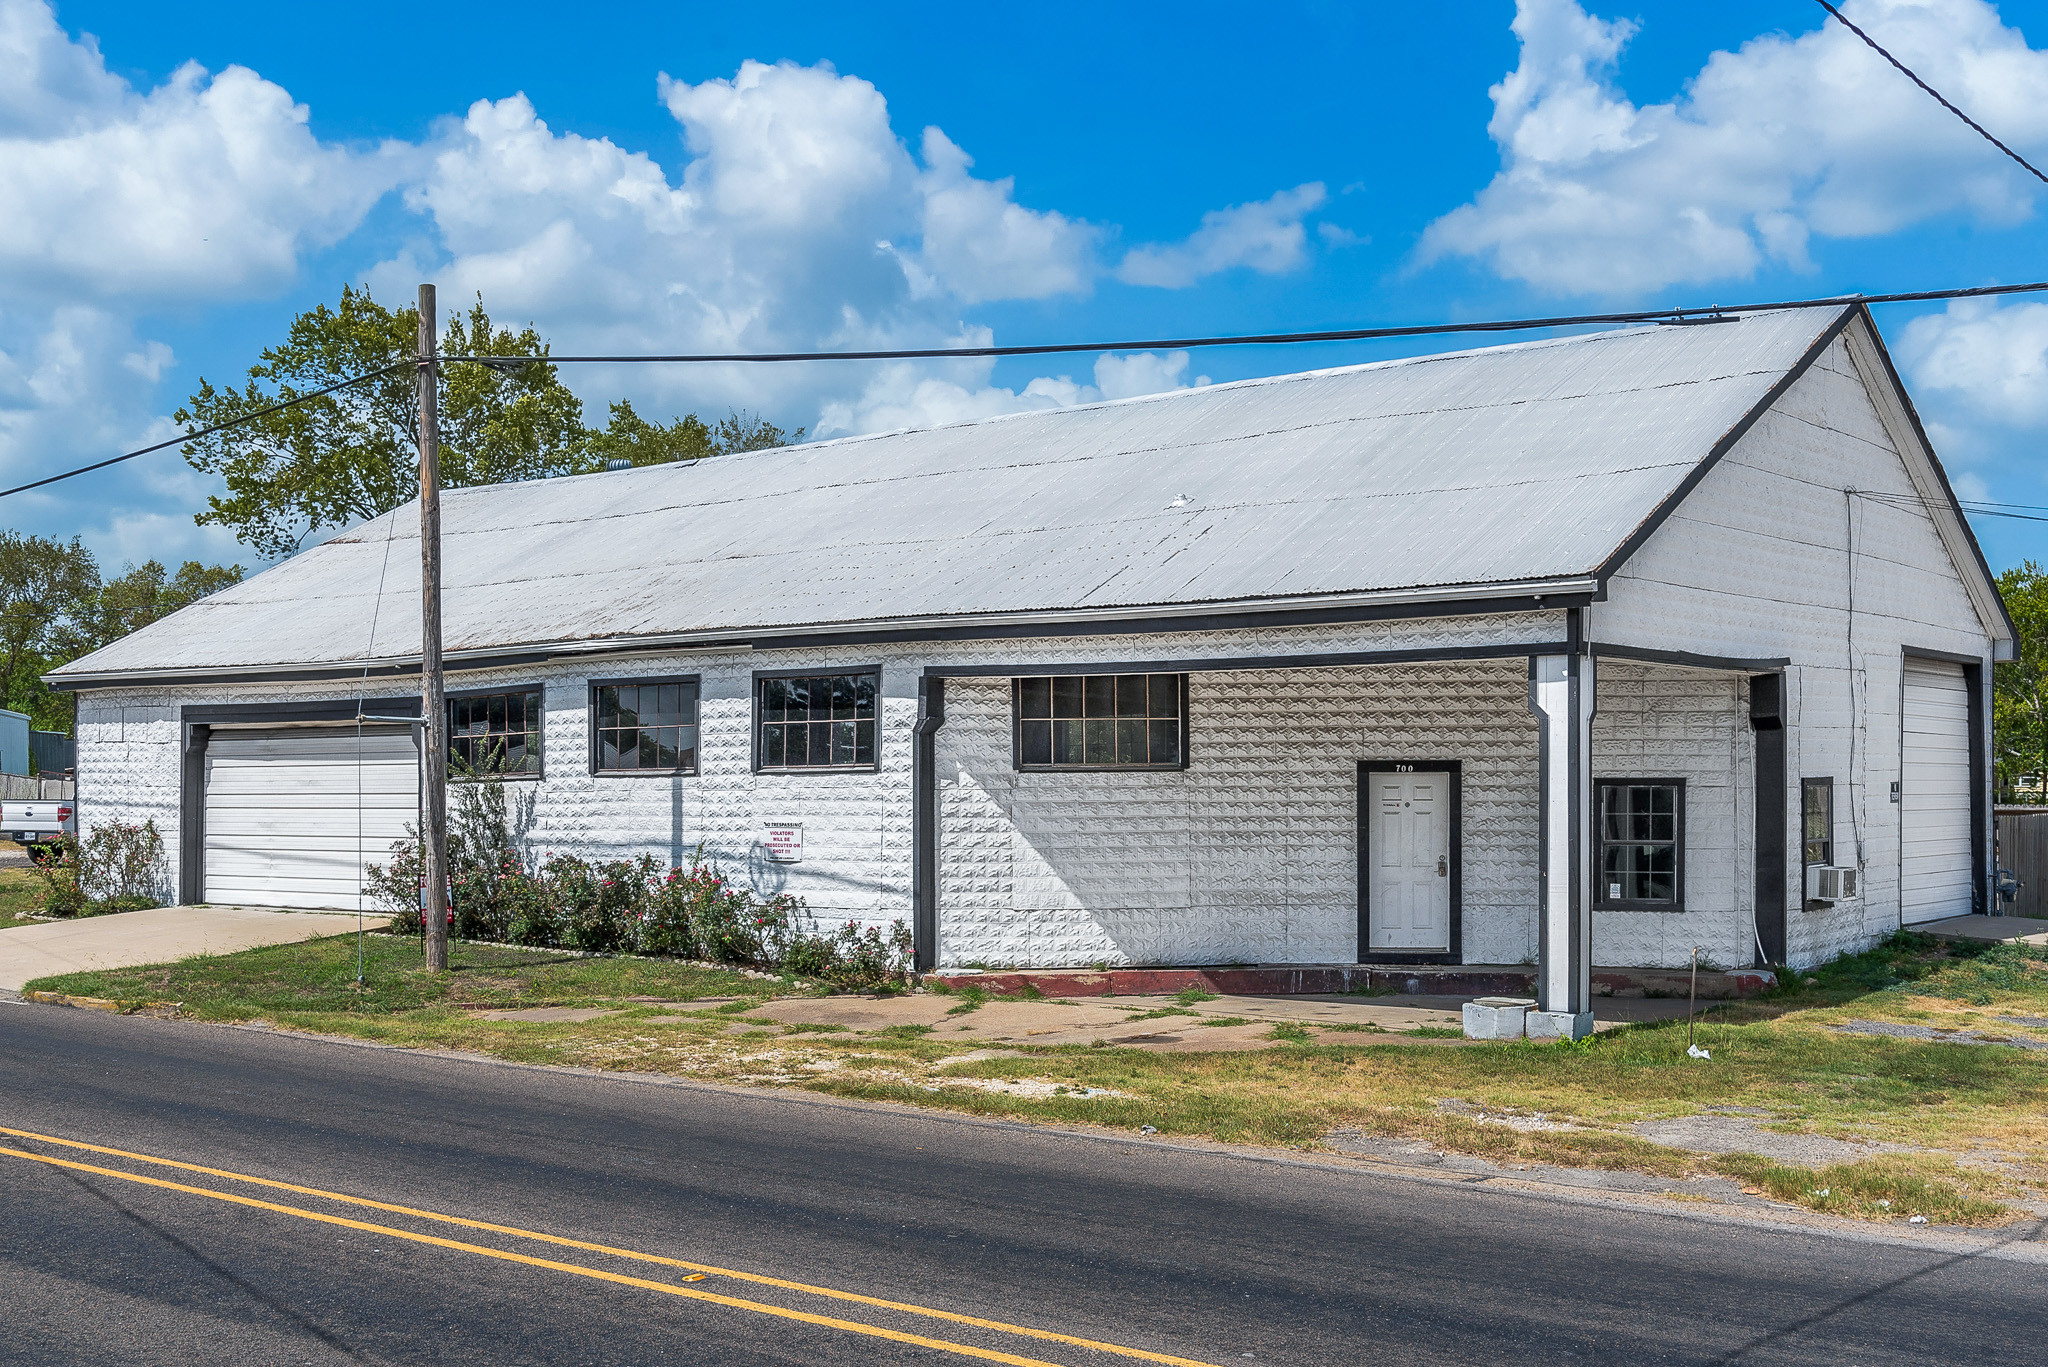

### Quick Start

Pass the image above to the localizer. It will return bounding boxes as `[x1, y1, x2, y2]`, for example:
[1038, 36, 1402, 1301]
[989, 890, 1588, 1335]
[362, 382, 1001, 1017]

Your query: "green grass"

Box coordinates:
[26, 931, 777, 1018]
[0, 865, 46, 929]
[22, 926, 2048, 1225]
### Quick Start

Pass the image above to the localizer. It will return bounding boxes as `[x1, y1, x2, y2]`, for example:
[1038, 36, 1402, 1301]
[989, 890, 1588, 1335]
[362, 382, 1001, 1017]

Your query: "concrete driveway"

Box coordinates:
[0, 905, 366, 992]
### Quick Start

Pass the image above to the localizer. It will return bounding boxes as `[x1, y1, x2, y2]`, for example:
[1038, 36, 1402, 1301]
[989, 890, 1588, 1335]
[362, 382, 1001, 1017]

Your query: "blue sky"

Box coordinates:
[9, 0, 2048, 575]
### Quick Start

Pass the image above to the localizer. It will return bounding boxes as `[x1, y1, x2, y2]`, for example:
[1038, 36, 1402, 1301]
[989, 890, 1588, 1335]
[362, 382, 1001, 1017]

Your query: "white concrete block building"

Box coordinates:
[50, 304, 2012, 1023]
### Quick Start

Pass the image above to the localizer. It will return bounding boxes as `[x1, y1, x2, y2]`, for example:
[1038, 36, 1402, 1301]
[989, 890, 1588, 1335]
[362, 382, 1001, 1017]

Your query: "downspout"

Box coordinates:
[911, 675, 946, 972]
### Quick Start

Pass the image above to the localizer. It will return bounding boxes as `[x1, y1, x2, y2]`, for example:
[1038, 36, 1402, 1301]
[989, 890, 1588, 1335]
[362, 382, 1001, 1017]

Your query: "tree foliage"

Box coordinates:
[0, 537, 241, 734]
[581, 401, 805, 468]
[181, 287, 803, 555]
[1994, 561, 2048, 800]
[179, 287, 589, 558]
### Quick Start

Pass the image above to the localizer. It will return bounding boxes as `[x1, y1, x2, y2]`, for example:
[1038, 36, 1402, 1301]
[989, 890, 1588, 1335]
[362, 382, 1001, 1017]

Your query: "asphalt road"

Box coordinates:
[1, 1003, 2042, 1367]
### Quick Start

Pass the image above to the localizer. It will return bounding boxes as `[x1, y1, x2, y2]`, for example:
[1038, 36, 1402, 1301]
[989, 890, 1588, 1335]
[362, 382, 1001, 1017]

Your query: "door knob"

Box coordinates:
[1437, 855, 1448, 877]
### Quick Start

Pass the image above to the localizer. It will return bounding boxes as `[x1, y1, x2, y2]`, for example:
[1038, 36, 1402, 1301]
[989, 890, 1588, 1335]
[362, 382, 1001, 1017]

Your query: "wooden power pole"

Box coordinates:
[417, 283, 450, 971]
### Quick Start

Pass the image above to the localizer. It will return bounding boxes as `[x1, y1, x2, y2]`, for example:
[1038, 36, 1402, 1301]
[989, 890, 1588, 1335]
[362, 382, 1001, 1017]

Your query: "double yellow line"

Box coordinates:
[0, 1125, 1222, 1367]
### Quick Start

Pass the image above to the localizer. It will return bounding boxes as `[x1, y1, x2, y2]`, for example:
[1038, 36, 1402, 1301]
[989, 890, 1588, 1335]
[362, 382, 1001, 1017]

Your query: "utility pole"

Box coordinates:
[418, 283, 450, 972]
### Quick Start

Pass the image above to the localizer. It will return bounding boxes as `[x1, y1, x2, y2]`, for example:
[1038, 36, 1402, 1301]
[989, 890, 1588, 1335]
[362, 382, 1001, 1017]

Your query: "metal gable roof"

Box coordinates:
[54, 306, 1848, 681]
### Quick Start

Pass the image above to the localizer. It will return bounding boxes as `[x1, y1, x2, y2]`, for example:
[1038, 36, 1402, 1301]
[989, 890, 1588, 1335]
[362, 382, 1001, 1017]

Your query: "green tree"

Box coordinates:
[1995, 562, 2048, 801]
[73, 560, 245, 650]
[178, 287, 590, 558]
[0, 533, 99, 734]
[581, 401, 804, 468]
[583, 400, 715, 467]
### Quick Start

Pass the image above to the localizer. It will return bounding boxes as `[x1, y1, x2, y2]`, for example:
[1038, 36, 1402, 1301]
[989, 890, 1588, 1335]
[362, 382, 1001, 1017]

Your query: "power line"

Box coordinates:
[0, 361, 408, 500]
[10, 280, 2048, 501]
[1812, 0, 2048, 186]
[444, 280, 2048, 367]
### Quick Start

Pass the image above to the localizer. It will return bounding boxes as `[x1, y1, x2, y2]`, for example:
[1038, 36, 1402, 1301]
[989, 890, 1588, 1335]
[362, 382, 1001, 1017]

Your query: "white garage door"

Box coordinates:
[203, 726, 418, 910]
[1900, 661, 1975, 925]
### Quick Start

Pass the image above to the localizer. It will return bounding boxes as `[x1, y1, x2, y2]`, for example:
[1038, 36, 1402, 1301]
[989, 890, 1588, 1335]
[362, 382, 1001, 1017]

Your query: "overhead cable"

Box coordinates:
[0, 361, 409, 500]
[11, 280, 2048, 500]
[442, 280, 2048, 367]
[1812, 0, 2048, 186]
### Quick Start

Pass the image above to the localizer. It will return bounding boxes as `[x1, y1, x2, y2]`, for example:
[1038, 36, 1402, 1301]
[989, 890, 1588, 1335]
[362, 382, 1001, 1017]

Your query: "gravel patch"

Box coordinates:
[1836, 1020, 2048, 1051]
[1633, 1114, 1910, 1166]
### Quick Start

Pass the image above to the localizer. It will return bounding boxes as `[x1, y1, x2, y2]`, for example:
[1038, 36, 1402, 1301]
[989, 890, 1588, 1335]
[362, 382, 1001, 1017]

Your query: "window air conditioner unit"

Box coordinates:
[1806, 865, 1860, 902]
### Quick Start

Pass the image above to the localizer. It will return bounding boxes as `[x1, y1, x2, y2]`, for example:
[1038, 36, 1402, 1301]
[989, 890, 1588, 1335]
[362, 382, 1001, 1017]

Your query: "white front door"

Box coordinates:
[1368, 770, 1451, 952]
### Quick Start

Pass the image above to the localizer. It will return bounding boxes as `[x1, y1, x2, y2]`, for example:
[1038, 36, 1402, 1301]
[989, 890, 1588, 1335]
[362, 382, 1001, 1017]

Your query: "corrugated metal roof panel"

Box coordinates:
[57, 308, 1843, 678]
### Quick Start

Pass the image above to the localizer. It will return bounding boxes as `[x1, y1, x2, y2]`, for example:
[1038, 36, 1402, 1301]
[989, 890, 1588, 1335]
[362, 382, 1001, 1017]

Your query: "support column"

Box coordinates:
[911, 675, 946, 973]
[1527, 634, 1595, 1039]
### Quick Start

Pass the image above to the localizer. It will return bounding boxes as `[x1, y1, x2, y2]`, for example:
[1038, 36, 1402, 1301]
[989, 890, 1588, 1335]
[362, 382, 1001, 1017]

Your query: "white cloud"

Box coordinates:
[378, 60, 1291, 436]
[0, 1, 399, 303]
[817, 350, 1209, 437]
[1900, 298, 2048, 427]
[1117, 184, 1328, 288]
[912, 128, 1098, 303]
[1422, 0, 2048, 294]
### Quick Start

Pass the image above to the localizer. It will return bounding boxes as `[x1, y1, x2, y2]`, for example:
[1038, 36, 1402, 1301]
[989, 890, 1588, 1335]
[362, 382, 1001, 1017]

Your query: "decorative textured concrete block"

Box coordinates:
[1525, 1009, 1596, 1041]
[1462, 996, 1535, 1039]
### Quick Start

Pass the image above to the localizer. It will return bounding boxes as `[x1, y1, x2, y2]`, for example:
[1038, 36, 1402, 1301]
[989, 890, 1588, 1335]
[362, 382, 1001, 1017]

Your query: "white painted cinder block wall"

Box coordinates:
[1601, 329, 1998, 968]
[937, 658, 1749, 971]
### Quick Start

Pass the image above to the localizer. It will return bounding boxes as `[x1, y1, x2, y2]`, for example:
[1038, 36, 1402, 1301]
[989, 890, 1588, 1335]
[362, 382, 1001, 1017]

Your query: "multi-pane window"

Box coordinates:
[1014, 673, 1186, 770]
[593, 680, 699, 774]
[1803, 777, 1834, 866]
[1596, 780, 1683, 906]
[757, 672, 878, 770]
[448, 689, 542, 776]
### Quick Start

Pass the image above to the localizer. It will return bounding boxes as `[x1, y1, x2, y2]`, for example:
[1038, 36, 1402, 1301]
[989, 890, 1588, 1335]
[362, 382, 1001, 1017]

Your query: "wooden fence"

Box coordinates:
[1995, 806, 2048, 919]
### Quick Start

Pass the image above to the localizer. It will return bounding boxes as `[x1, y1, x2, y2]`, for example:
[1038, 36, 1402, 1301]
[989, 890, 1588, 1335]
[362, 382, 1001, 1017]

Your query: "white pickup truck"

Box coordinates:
[3, 799, 75, 862]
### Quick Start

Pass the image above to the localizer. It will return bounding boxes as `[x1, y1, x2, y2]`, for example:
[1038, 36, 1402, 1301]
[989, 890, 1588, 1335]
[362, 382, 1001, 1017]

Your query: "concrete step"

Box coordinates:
[928, 962, 1777, 1000]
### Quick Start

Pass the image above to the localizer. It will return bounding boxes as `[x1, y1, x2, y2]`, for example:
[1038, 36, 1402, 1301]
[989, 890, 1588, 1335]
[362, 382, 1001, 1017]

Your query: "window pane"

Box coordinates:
[1116, 719, 1148, 764]
[677, 725, 698, 760]
[832, 675, 856, 720]
[1052, 676, 1083, 718]
[855, 720, 875, 766]
[853, 674, 877, 718]
[681, 682, 699, 723]
[762, 677, 787, 719]
[1149, 719, 1180, 766]
[832, 720, 855, 764]
[1053, 719, 1082, 764]
[1084, 719, 1114, 764]
[785, 723, 809, 767]
[597, 688, 619, 728]
[637, 731, 661, 768]
[1116, 675, 1146, 716]
[1021, 720, 1052, 765]
[1083, 676, 1114, 718]
[788, 677, 811, 719]
[763, 724, 785, 768]
[1020, 678, 1051, 719]
[1149, 674, 1179, 718]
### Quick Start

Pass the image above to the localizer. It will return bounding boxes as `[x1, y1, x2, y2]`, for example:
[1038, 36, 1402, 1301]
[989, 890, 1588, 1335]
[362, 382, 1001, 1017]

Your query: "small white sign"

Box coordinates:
[764, 823, 803, 863]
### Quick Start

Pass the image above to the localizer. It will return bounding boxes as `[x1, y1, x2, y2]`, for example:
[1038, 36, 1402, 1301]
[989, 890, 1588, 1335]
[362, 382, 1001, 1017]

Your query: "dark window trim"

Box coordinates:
[750, 666, 883, 775]
[1802, 775, 1835, 869]
[1594, 776, 1688, 912]
[1356, 760, 1464, 967]
[446, 683, 545, 782]
[1009, 673, 1191, 773]
[587, 674, 701, 778]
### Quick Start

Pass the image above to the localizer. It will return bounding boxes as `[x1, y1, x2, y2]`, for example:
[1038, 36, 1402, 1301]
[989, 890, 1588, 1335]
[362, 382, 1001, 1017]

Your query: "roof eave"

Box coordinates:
[44, 576, 1597, 692]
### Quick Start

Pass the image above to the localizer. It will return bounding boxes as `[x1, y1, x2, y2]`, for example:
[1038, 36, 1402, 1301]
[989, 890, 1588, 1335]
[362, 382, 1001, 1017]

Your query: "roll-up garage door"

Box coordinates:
[1900, 660, 1974, 925]
[202, 726, 418, 910]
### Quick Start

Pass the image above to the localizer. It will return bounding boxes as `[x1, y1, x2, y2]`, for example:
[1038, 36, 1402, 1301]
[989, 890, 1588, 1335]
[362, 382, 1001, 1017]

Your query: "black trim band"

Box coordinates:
[1593, 643, 1792, 673]
[926, 640, 1572, 679]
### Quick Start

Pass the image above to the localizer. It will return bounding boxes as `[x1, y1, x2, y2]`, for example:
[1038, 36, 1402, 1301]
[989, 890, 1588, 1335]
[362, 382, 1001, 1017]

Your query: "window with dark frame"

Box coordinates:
[1802, 777, 1834, 867]
[1014, 673, 1185, 770]
[593, 680, 699, 774]
[448, 689, 542, 776]
[1596, 780, 1684, 907]
[757, 672, 878, 770]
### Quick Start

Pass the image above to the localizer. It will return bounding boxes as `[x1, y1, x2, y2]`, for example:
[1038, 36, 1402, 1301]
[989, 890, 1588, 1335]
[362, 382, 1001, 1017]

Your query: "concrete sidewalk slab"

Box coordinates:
[1918, 914, 2048, 947]
[0, 904, 365, 991]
